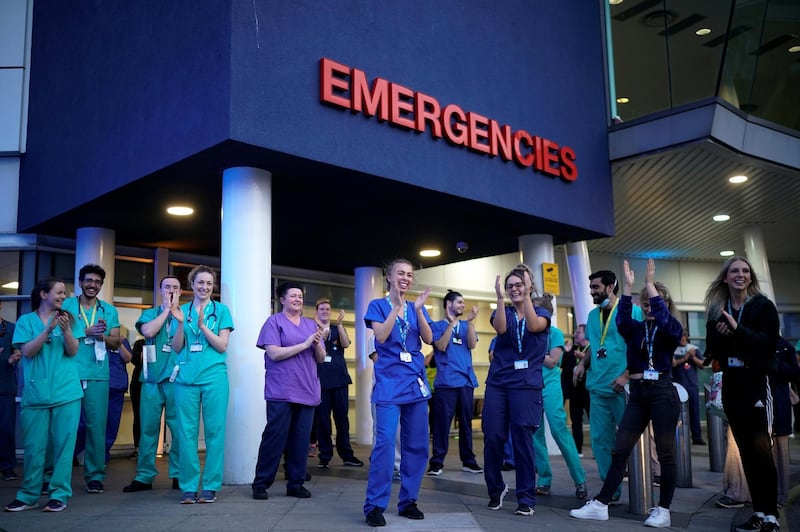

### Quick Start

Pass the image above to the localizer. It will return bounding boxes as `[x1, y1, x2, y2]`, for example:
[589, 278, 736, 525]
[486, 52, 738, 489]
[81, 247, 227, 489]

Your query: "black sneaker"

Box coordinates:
[86, 480, 104, 493]
[514, 503, 535, 516]
[4, 499, 37, 512]
[1, 470, 19, 481]
[399, 503, 424, 520]
[426, 466, 443, 476]
[318, 461, 329, 469]
[488, 484, 509, 510]
[734, 514, 764, 531]
[286, 486, 311, 498]
[252, 486, 269, 500]
[716, 495, 745, 509]
[365, 507, 386, 527]
[343, 457, 364, 467]
[41, 482, 49, 495]
[461, 463, 483, 473]
[760, 521, 780, 532]
[652, 476, 661, 487]
[42, 499, 67, 512]
[123, 480, 152, 493]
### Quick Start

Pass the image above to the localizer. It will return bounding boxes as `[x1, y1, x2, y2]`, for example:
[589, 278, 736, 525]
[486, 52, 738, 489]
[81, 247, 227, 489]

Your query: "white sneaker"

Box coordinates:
[644, 506, 671, 528]
[569, 499, 609, 521]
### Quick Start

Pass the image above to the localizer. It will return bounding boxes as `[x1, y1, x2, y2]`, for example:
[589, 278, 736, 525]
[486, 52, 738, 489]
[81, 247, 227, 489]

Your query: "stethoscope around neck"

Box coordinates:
[187, 299, 218, 328]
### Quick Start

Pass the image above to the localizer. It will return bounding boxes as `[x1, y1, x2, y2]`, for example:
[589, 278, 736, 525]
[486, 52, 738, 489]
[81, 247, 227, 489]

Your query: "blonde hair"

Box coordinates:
[704, 256, 761, 319]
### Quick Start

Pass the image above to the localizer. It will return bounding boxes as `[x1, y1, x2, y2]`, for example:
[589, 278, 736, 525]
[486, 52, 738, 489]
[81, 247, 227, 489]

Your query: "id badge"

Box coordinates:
[143, 344, 156, 363]
[452, 337, 463, 345]
[514, 360, 528, 370]
[324, 355, 332, 363]
[94, 340, 107, 362]
[417, 377, 431, 398]
[161, 344, 173, 353]
[728, 357, 744, 367]
[190, 342, 203, 352]
[84, 337, 95, 345]
[400, 351, 412, 363]
[643, 369, 660, 381]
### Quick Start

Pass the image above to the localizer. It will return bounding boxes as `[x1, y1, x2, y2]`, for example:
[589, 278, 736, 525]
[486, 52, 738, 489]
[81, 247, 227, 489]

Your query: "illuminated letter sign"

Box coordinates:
[319, 57, 579, 182]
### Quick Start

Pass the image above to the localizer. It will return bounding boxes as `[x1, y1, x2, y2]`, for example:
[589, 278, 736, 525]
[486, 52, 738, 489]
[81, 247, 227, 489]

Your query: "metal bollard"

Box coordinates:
[673, 383, 692, 487]
[704, 384, 728, 473]
[626, 385, 653, 515]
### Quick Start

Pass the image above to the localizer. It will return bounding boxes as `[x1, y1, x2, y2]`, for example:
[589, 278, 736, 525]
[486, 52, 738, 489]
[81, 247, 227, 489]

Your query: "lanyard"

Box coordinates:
[453, 321, 461, 340]
[727, 297, 748, 324]
[598, 299, 619, 346]
[187, 300, 216, 341]
[644, 322, 658, 369]
[386, 297, 409, 351]
[78, 297, 99, 328]
[514, 312, 525, 355]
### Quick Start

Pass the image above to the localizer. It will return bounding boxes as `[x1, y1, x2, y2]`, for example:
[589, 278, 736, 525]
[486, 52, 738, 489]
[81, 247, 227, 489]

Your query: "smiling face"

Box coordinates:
[387, 261, 414, 295]
[191, 272, 214, 302]
[42, 282, 67, 310]
[724, 259, 752, 293]
[504, 274, 526, 303]
[281, 288, 304, 313]
[315, 302, 331, 321]
[448, 296, 465, 317]
[80, 273, 104, 299]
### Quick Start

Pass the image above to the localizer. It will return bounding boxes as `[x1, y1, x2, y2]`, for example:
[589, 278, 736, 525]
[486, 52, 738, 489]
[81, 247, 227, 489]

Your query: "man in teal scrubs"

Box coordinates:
[123, 275, 184, 492]
[574, 270, 642, 501]
[63, 264, 120, 494]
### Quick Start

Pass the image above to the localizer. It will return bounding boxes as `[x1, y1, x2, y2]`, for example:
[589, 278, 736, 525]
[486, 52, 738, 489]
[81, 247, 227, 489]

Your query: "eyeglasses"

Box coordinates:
[505, 282, 524, 291]
[82, 279, 104, 285]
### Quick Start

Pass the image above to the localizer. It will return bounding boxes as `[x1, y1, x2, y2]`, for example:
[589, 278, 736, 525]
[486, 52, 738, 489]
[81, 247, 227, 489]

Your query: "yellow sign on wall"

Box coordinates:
[542, 263, 559, 295]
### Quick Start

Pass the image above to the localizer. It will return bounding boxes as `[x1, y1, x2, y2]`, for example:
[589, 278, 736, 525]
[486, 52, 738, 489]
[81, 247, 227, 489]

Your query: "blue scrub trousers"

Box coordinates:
[429, 386, 478, 469]
[174, 375, 229, 492]
[363, 400, 428, 515]
[315, 385, 357, 463]
[588, 391, 626, 499]
[74, 380, 109, 482]
[533, 381, 585, 488]
[105, 388, 125, 462]
[253, 401, 314, 492]
[482, 385, 542, 507]
[17, 399, 81, 505]
[135, 381, 181, 483]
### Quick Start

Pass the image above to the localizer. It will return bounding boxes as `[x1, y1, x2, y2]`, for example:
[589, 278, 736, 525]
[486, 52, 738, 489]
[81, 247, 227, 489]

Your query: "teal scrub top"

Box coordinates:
[174, 300, 234, 386]
[541, 326, 565, 388]
[585, 301, 644, 397]
[136, 306, 180, 384]
[13, 311, 85, 408]
[62, 296, 120, 381]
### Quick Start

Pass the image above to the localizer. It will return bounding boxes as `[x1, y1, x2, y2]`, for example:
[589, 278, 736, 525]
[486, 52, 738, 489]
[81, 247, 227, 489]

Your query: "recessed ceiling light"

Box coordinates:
[720, 250, 735, 257]
[728, 175, 748, 184]
[616, 97, 630, 104]
[167, 206, 194, 216]
[419, 249, 441, 258]
[1, 281, 18, 289]
[489, 303, 498, 310]
[609, 0, 624, 5]
[695, 28, 712, 36]
[712, 214, 730, 222]
[789, 45, 800, 53]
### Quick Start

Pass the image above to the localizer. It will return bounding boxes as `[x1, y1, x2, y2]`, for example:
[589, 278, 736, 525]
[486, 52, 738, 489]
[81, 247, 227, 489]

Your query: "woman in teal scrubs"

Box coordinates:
[171, 265, 234, 505]
[4, 278, 84, 513]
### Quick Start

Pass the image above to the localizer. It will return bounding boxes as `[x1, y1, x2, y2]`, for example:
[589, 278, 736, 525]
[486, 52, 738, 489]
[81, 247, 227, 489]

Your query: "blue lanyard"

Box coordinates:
[514, 312, 525, 355]
[386, 297, 409, 351]
[644, 322, 658, 369]
[727, 297, 747, 324]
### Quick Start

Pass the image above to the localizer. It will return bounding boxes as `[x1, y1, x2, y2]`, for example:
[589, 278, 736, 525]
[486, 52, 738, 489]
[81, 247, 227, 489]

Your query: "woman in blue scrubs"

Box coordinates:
[4, 278, 83, 513]
[363, 258, 433, 527]
[482, 264, 550, 517]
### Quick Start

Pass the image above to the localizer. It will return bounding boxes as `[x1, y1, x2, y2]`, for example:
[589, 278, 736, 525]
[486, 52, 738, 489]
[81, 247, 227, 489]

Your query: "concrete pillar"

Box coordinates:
[743, 225, 775, 302]
[565, 241, 594, 327]
[75, 227, 116, 300]
[355, 266, 383, 445]
[221, 166, 272, 484]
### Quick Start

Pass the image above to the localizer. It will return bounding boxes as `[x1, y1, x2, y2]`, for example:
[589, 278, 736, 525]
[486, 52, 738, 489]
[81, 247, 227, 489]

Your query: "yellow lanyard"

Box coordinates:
[598, 299, 619, 347]
[79, 299, 98, 328]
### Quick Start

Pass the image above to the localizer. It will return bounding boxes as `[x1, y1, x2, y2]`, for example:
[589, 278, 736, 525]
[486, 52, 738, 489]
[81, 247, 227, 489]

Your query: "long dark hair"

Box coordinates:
[31, 277, 64, 311]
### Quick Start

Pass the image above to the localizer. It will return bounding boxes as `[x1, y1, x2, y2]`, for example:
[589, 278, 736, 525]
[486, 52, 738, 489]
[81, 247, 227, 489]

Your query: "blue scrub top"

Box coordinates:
[136, 306, 180, 383]
[62, 296, 120, 381]
[175, 300, 234, 386]
[365, 298, 433, 405]
[431, 319, 479, 389]
[13, 311, 85, 408]
[486, 305, 551, 389]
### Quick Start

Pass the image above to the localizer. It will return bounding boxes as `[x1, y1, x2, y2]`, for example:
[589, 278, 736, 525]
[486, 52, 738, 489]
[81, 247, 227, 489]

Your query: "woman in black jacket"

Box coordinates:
[704, 256, 779, 532]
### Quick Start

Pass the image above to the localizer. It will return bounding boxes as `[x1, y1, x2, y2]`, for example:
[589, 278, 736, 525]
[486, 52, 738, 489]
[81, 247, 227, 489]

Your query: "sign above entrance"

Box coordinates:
[319, 58, 578, 182]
